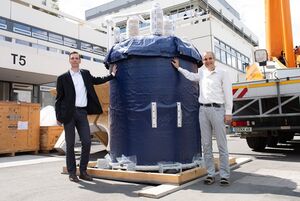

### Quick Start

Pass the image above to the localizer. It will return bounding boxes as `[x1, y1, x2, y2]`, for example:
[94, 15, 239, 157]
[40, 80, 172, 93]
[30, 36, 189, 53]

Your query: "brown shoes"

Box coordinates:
[69, 174, 80, 182]
[79, 172, 93, 181]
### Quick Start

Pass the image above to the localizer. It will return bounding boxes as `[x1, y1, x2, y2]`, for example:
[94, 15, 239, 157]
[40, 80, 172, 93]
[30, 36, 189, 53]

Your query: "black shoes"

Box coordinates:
[204, 176, 215, 185]
[79, 172, 93, 181]
[69, 172, 93, 182]
[220, 178, 230, 186]
[69, 174, 80, 182]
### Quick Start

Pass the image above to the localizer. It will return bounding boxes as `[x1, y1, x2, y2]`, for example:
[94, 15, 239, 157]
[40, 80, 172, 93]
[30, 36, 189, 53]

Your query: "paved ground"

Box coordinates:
[0, 136, 300, 201]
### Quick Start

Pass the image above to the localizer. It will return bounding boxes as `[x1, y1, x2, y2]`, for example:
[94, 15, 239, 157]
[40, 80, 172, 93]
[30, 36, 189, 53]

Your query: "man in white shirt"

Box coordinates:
[171, 51, 233, 186]
[55, 51, 117, 182]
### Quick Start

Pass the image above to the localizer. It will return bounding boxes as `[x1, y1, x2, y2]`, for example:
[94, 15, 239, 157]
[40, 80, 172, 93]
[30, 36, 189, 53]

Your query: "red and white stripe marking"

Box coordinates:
[233, 88, 248, 99]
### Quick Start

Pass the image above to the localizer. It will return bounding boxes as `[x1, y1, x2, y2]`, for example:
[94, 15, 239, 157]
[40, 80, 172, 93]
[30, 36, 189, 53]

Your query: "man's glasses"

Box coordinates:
[203, 57, 213, 61]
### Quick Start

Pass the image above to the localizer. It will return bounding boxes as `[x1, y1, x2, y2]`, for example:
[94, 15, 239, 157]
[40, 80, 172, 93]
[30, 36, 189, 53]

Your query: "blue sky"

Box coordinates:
[59, 0, 300, 48]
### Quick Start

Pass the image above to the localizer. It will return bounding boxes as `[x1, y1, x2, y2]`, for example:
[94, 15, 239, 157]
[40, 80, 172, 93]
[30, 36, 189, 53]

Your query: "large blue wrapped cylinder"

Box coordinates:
[105, 36, 202, 167]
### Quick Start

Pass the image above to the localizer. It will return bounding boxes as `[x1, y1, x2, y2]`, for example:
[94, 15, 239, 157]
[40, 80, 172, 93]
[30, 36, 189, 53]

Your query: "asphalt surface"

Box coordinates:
[0, 136, 300, 201]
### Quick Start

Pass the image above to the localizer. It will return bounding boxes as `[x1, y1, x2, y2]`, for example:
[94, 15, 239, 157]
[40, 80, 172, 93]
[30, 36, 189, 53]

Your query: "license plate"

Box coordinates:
[234, 127, 252, 133]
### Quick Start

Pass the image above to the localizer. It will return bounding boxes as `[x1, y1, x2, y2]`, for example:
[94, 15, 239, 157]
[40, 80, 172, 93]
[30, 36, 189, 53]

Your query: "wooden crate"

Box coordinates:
[0, 101, 40, 155]
[40, 126, 64, 151]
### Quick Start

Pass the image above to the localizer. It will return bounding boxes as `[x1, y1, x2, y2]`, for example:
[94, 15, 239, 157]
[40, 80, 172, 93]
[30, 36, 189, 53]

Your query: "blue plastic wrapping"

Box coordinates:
[105, 35, 202, 166]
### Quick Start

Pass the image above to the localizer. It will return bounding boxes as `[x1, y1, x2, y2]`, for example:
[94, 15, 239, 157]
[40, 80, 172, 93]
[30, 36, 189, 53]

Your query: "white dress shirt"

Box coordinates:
[69, 69, 87, 107]
[178, 66, 233, 115]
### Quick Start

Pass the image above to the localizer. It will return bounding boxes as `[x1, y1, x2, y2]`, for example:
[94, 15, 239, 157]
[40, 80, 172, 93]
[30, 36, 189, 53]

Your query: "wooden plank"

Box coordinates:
[138, 157, 251, 199]
[63, 166, 182, 184]
[178, 167, 207, 184]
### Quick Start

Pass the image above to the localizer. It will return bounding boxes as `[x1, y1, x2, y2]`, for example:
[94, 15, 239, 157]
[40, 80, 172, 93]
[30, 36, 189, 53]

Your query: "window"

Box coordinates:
[221, 50, 226, 63]
[0, 18, 7, 30]
[64, 37, 77, 48]
[32, 28, 48, 40]
[0, 35, 5, 41]
[48, 47, 58, 53]
[93, 45, 106, 55]
[214, 38, 219, 47]
[226, 46, 232, 66]
[81, 55, 91, 60]
[49, 33, 63, 44]
[81, 42, 93, 52]
[32, 43, 47, 51]
[93, 58, 103, 63]
[13, 23, 31, 36]
[214, 37, 249, 72]
[214, 47, 221, 61]
[15, 39, 31, 46]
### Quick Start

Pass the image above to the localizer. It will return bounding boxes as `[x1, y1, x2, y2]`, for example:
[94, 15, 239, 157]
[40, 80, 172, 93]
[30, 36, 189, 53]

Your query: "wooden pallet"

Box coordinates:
[0, 150, 39, 157]
[62, 157, 236, 185]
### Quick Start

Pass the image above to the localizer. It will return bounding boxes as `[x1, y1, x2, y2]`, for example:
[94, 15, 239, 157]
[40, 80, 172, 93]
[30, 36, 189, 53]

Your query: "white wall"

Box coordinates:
[0, 0, 11, 18]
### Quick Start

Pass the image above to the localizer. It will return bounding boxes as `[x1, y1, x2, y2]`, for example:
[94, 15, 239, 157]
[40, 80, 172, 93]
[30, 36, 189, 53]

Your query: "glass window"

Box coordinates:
[221, 49, 226, 63]
[49, 33, 63, 44]
[15, 39, 31, 46]
[81, 42, 93, 52]
[5, 36, 12, 42]
[214, 38, 220, 47]
[0, 35, 5, 41]
[49, 47, 58, 53]
[214, 47, 221, 61]
[93, 45, 106, 55]
[0, 18, 7, 30]
[32, 28, 48, 40]
[226, 52, 232, 66]
[93, 58, 103, 63]
[32, 43, 47, 51]
[232, 55, 237, 68]
[237, 53, 243, 71]
[81, 55, 91, 60]
[220, 42, 226, 50]
[13, 23, 31, 36]
[64, 37, 77, 48]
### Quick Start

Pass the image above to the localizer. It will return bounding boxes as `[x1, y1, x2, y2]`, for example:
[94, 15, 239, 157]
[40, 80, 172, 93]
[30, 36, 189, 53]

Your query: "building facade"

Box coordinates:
[86, 0, 259, 82]
[0, 0, 109, 107]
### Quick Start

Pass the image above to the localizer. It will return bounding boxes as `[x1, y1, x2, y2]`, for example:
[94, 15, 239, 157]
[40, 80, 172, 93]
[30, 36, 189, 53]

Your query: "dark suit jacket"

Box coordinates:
[55, 69, 114, 124]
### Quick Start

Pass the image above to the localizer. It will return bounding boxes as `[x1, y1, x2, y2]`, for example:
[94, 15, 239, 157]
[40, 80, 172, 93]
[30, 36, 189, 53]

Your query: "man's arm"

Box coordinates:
[91, 64, 117, 85]
[55, 76, 64, 125]
[223, 70, 233, 124]
[171, 58, 200, 82]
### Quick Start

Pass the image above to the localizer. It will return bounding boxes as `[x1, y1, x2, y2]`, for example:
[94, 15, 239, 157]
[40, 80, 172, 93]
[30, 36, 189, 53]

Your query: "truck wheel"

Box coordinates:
[267, 136, 279, 147]
[246, 137, 267, 151]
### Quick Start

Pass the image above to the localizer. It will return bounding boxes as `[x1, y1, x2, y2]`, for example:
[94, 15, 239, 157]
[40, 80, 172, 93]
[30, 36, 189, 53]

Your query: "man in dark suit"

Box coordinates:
[55, 51, 117, 182]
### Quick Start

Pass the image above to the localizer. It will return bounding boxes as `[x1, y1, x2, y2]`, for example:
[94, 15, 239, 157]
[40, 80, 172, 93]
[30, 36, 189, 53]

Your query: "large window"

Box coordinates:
[0, 35, 5, 41]
[49, 32, 63, 44]
[32, 43, 47, 51]
[214, 37, 250, 72]
[64, 37, 77, 48]
[16, 39, 31, 46]
[13, 23, 31, 36]
[81, 42, 93, 52]
[32, 28, 48, 40]
[0, 18, 7, 30]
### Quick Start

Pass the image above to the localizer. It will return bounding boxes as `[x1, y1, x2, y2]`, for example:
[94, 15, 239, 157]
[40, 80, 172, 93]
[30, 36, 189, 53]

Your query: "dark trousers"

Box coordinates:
[64, 108, 91, 175]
